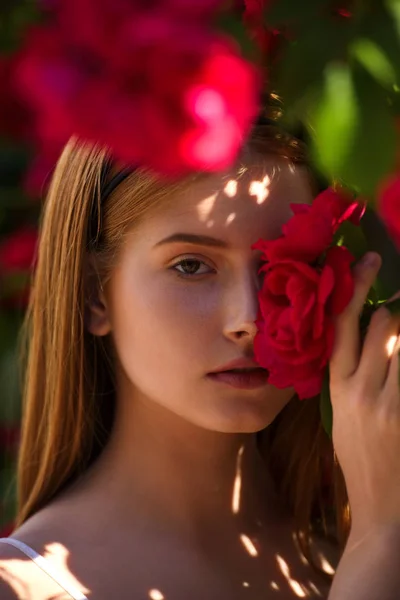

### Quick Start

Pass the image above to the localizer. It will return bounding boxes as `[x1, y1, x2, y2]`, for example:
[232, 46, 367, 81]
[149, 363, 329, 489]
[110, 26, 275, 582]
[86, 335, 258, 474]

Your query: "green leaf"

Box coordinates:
[274, 21, 348, 109]
[320, 368, 332, 439]
[310, 62, 359, 176]
[385, 0, 400, 36]
[350, 38, 397, 89]
[356, 4, 400, 85]
[333, 219, 368, 261]
[318, 65, 396, 196]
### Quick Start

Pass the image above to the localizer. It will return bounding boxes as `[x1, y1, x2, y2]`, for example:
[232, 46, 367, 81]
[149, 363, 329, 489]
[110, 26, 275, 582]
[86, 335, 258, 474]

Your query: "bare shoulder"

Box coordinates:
[0, 539, 44, 600]
[0, 509, 90, 600]
[0, 541, 22, 599]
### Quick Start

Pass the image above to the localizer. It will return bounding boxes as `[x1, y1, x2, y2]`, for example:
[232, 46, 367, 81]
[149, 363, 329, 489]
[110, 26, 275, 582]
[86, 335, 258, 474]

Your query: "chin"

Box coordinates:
[197, 387, 293, 433]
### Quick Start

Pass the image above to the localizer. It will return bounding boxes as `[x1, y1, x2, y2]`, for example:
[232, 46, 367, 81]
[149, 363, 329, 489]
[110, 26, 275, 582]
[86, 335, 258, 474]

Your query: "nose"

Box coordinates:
[223, 269, 260, 345]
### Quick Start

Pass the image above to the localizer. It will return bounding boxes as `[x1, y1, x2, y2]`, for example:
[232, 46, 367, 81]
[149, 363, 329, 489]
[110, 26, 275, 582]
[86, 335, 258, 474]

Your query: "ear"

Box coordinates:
[84, 253, 112, 336]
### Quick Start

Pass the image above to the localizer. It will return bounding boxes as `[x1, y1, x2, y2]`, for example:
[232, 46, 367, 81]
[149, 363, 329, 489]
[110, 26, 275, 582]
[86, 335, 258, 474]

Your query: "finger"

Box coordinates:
[383, 332, 400, 401]
[330, 252, 382, 381]
[357, 302, 400, 392]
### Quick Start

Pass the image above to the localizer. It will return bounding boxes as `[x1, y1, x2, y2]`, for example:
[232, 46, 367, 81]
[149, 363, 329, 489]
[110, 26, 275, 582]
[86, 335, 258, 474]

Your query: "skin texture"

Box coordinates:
[1, 156, 341, 599]
[2, 158, 399, 599]
[83, 154, 313, 534]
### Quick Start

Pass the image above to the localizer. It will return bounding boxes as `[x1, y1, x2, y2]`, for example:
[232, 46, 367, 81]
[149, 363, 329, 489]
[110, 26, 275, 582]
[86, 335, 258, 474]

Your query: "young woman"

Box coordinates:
[0, 124, 399, 599]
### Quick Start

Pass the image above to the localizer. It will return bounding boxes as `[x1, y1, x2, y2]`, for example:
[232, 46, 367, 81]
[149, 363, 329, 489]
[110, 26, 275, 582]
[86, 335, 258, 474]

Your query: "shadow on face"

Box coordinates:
[89, 154, 314, 434]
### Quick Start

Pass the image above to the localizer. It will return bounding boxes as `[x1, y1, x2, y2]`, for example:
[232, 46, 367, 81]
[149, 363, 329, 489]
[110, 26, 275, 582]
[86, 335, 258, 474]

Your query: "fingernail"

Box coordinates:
[360, 252, 380, 267]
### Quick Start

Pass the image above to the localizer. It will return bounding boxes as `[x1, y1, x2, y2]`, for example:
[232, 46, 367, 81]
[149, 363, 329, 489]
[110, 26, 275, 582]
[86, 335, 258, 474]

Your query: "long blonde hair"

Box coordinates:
[16, 127, 350, 582]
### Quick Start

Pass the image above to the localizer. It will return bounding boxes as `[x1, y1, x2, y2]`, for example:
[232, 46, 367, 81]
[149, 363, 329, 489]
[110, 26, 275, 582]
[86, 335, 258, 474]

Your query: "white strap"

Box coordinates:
[0, 538, 88, 600]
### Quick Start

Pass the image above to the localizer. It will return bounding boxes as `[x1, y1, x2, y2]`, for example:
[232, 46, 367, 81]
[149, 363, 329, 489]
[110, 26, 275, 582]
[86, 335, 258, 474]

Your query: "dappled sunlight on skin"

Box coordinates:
[249, 175, 271, 205]
[223, 179, 238, 198]
[0, 542, 90, 599]
[386, 334, 399, 357]
[317, 553, 335, 576]
[231, 443, 244, 514]
[240, 534, 259, 557]
[185, 160, 311, 256]
[276, 554, 310, 597]
[270, 580, 280, 591]
[308, 581, 323, 596]
[226, 444, 331, 598]
[196, 193, 218, 222]
[149, 589, 165, 599]
[291, 531, 310, 566]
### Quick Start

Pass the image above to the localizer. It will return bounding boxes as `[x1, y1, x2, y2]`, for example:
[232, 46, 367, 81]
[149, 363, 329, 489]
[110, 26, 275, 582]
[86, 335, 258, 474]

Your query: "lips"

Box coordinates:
[207, 358, 269, 390]
[209, 357, 265, 374]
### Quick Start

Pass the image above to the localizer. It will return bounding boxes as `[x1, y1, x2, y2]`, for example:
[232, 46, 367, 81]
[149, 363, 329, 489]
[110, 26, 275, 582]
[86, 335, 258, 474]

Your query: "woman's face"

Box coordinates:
[92, 155, 314, 433]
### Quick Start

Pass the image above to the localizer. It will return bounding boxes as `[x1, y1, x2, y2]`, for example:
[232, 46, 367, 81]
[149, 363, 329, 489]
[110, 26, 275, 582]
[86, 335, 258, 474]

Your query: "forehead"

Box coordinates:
[134, 155, 314, 247]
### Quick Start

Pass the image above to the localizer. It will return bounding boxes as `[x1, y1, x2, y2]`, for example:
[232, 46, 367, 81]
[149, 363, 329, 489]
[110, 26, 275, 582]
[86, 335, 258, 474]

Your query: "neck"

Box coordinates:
[72, 384, 286, 545]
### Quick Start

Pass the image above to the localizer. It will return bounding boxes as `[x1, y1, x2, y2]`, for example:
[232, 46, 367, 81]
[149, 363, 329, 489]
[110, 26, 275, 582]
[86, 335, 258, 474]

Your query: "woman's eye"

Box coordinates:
[171, 258, 214, 277]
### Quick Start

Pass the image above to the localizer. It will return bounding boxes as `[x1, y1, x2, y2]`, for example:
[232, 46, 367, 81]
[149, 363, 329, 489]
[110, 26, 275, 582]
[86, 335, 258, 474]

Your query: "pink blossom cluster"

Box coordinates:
[8, 0, 261, 176]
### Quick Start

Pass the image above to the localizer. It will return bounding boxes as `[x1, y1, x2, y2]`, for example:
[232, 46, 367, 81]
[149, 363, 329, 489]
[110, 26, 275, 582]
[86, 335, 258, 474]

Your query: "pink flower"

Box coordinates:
[378, 174, 400, 249]
[12, 1, 260, 175]
[255, 246, 354, 398]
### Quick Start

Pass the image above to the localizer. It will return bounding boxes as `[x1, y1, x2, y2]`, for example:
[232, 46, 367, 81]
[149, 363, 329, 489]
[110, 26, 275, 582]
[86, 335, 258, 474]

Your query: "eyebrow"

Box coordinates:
[154, 233, 229, 249]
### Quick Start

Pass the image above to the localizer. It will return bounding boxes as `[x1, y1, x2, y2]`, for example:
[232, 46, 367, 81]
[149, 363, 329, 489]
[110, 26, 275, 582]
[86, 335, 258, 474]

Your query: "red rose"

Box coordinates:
[253, 187, 364, 264]
[254, 245, 354, 398]
[377, 174, 400, 250]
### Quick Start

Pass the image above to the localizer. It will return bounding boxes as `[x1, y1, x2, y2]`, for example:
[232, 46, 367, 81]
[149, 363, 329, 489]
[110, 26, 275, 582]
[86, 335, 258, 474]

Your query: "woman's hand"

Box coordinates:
[329, 251, 400, 544]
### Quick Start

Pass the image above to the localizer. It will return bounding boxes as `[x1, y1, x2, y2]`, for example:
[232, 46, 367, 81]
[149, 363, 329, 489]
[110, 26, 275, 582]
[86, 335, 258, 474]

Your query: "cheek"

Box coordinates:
[110, 270, 221, 385]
